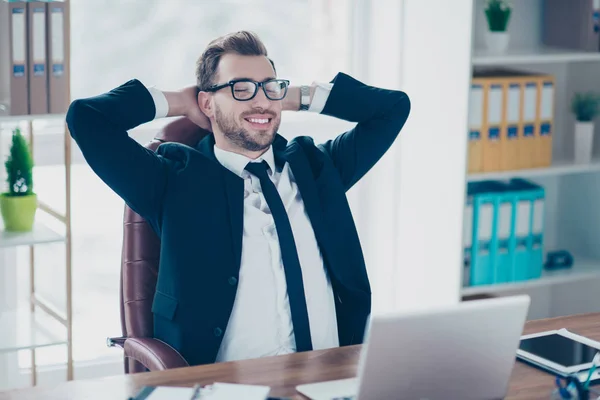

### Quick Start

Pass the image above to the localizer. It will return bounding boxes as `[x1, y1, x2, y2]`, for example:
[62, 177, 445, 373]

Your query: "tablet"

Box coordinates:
[517, 328, 600, 374]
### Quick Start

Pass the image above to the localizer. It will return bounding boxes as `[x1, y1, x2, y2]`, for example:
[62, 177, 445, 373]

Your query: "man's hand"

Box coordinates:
[163, 86, 212, 132]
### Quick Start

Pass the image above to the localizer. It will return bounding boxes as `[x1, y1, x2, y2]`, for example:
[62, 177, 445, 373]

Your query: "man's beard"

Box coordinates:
[215, 105, 280, 152]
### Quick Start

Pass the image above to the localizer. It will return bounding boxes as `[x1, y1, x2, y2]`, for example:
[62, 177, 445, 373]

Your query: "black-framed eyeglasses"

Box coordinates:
[206, 78, 290, 101]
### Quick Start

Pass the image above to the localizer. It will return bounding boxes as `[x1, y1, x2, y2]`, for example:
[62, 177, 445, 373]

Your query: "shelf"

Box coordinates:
[0, 222, 66, 248]
[467, 159, 600, 182]
[472, 45, 600, 66]
[0, 306, 67, 354]
[0, 114, 66, 123]
[462, 258, 600, 296]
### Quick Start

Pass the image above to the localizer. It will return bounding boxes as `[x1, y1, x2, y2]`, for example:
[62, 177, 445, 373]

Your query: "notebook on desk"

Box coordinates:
[128, 382, 272, 400]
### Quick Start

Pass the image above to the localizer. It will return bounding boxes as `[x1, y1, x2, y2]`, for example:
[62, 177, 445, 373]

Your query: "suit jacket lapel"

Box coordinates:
[196, 135, 244, 275]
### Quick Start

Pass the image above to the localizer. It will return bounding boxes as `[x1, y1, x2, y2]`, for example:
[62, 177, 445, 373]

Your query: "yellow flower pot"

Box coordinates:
[0, 193, 37, 232]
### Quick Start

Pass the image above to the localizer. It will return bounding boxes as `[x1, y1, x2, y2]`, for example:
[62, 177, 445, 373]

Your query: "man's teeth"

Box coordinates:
[248, 118, 269, 124]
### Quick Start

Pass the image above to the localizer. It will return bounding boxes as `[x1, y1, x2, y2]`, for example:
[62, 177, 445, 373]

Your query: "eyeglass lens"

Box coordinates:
[232, 80, 287, 100]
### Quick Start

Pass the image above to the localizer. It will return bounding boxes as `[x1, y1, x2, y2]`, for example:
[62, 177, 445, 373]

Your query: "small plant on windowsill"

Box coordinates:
[484, 0, 513, 53]
[571, 92, 600, 164]
[0, 127, 37, 231]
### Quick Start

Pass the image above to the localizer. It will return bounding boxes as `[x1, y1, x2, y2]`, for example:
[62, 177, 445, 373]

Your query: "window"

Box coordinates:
[70, 0, 351, 99]
[15, 0, 354, 374]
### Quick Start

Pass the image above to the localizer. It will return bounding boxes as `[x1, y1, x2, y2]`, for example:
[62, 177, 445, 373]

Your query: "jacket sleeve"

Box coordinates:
[66, 79, 172, 227]
[317, 72, 411, 191]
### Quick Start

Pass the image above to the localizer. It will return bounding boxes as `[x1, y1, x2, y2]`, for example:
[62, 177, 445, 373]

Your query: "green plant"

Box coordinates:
[571, 92, 600, 122]
[485, 0, 512, 32]
[4, 127, 34, 196]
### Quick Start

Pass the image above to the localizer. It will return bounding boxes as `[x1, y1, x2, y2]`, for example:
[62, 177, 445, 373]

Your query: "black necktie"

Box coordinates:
[244, 160, 313, 352]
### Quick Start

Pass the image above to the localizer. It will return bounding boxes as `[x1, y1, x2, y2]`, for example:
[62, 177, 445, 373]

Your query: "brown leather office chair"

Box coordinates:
[107, 120, 210, 373]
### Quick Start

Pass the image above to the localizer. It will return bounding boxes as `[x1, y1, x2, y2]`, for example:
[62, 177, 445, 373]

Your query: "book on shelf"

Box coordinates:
[27, 1, 49, 115]
[0, 0, 28, 116]
[0, 0, 68, 117]
[467, 67, 555, 174]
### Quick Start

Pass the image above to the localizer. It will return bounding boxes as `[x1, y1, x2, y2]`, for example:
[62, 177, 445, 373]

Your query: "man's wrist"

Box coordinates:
[162, 90, 188, 117]
[299, 85, 311, 111]
[147, 86, 170, 119]
[283, 85, 315, 111]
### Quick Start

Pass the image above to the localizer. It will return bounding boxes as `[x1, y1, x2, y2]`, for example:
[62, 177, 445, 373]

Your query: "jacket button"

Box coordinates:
[214, 327, 223, 337]
[228, 276, 238, 286]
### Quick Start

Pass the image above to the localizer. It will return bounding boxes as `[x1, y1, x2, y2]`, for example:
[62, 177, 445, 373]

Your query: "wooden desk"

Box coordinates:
[1, 312, 599, 400]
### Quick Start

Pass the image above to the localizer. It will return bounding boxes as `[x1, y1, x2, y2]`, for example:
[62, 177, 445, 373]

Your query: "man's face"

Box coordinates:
[210, 53, 282, 152]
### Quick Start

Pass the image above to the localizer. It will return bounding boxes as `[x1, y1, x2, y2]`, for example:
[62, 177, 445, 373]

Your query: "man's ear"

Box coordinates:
[198, 91, 214, 119]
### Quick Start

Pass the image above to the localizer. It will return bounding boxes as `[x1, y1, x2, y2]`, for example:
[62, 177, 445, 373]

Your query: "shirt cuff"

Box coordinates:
[147, 86, 169, 119]
[308, 82, 333, 113]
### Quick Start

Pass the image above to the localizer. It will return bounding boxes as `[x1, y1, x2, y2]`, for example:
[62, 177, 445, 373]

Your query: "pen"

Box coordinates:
[584, 352, 600, 388]
[189, 384, 204, 400]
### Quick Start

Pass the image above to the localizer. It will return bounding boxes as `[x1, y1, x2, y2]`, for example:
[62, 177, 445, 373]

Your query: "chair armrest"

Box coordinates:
[123, 337, 189, 371]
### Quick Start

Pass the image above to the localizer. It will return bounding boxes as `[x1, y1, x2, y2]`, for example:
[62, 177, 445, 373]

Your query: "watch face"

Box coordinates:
[300, 86, 310, 109]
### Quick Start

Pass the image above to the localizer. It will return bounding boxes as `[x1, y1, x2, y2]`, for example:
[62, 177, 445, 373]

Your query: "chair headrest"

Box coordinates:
[154, 126, 212, 147]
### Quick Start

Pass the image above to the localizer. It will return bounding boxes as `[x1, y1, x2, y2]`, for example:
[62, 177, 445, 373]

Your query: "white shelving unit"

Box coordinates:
[0, 114, 66, 123]
[0, 0, 73, 386]
[473, 45, 600, 66]
[0, 306, 67, 355]
[462, 258, 600, 296]
[462, 0, 600, 320]
[0, 111, 72, 387]
[0, 223, 65, 248]
[467, 158, 600, 182]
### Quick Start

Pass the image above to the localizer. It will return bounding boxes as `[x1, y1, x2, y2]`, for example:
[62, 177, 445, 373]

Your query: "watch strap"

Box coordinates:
[300, 85, 310, 111]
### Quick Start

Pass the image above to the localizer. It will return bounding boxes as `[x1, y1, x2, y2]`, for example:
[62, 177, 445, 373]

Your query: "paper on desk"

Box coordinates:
[206, 382, 271, 399]
[144, 386, 194, 400]
[143, 383, 270, 400]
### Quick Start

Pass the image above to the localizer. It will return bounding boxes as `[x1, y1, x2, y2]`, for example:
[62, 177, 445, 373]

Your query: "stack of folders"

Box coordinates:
[463, 178, 545, 287]
[542, 0, 600, 52]
[467, 68, 555, 174]
[0, 0, 69, 116]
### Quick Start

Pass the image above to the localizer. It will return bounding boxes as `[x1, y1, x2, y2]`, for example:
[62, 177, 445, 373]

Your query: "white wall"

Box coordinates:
[393, 0, 474, 312]
[353, 0, 474, 314]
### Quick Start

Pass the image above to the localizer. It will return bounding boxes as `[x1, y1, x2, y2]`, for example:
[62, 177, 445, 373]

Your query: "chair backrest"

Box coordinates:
[119, 126, 208, 373]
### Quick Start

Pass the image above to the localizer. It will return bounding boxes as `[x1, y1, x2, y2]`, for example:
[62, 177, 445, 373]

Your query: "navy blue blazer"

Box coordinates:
[66, 72, 410, 366]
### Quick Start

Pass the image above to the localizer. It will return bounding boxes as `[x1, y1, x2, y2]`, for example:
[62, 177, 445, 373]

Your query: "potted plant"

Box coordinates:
[571, 92, 600, 164]
[0, 127, 36, 231]
[484, 0, 512, 53]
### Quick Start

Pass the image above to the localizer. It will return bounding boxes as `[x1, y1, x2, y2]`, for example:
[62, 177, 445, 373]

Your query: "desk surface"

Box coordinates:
[1, 312, 599, 400]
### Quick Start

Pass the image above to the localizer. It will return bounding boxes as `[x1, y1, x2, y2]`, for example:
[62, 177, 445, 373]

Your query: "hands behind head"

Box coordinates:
[181, 86, 212, 132]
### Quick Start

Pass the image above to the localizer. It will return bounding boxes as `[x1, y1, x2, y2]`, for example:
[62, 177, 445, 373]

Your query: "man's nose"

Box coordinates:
[251, 87, 271, 109]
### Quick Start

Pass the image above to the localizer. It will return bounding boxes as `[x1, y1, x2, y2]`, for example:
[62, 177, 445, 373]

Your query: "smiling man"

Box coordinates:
[66, 31, 410, 366]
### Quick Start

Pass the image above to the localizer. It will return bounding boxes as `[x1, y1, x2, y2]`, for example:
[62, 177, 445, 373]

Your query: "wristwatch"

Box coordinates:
[299, 85, 310, 111]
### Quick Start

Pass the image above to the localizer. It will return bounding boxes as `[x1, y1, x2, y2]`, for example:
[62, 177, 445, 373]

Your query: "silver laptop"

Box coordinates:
[296, 295, 530, 400]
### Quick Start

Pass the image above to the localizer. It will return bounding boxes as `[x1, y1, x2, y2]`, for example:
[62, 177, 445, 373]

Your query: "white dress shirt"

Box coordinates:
[149, 83, 339, 362]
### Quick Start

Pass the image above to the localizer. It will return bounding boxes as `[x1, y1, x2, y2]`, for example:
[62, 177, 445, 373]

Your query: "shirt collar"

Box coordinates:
[213, 144, 276, 178]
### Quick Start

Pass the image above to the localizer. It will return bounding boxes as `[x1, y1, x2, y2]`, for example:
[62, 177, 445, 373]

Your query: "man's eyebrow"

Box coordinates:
[231, 76, 276, 82]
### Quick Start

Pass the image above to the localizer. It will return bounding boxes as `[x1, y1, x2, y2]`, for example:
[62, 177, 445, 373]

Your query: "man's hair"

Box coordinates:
[195, 31, 276, 92]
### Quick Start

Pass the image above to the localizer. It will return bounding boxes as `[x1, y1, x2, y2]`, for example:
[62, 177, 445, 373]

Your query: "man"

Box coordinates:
[66, 31, 410, 366]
